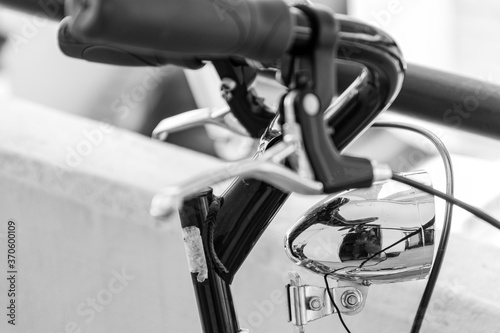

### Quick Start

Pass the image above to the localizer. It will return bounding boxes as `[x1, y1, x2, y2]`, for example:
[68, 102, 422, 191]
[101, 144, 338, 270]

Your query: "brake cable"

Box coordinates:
[323, 121, 454, 333]
[372, 121, 454, 333]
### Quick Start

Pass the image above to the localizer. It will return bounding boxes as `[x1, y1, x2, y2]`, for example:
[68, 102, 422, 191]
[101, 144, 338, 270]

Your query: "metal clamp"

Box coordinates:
[287, 272, 367, 332]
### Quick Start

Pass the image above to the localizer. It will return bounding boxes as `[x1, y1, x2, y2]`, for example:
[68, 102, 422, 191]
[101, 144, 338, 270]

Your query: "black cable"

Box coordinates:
[392, 174, 500, 231]
[373, 122, 455, 333]
[324, 274, 352, 333]
[203, 196, 229, 277]
[392, 170, 500, 333]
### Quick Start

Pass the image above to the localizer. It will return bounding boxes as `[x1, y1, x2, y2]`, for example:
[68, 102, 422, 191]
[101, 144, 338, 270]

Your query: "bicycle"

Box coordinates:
[2, 1, 500, 332]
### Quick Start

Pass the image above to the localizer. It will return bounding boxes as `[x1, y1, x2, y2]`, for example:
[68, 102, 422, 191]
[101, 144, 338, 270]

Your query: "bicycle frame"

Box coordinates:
[176, 14, 500, 333]
[179, 73, 500, 333]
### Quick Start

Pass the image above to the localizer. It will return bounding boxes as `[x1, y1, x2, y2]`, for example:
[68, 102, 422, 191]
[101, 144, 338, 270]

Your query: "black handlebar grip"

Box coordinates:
[58, 18, 205, 69]
[0, 0, 65, 20]
[66, 0, 295, 62]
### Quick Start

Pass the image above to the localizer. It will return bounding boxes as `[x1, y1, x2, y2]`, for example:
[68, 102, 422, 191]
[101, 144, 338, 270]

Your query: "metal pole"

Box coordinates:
[179, 190, 240, 333]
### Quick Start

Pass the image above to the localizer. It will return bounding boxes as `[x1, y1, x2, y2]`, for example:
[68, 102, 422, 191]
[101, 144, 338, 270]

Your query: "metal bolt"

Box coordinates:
[309, 297, 323, 311]
[341, 291, 361, 309]
[303, 93, 320, 116]
[346, 295, 358, 306]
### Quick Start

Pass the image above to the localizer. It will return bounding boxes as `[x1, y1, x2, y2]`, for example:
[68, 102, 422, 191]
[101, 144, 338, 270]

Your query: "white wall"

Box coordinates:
[349, 0, 456, 71]
[349, 0, 500, 83]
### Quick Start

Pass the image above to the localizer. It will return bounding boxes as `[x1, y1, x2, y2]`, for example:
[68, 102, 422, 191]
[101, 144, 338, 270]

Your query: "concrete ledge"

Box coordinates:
[0, 98, 223, 226]
[0, 99, 499, 332]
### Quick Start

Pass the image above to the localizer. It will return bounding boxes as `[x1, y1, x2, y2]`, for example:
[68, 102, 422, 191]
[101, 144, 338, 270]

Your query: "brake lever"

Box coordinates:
[151, 141, 323, 219]
[282, 92, 316, 180]
[279, 6, 379, 194]
[150, 140, 324, 219]
[152, 107, 251, 141]
[151, 7, 397, 219]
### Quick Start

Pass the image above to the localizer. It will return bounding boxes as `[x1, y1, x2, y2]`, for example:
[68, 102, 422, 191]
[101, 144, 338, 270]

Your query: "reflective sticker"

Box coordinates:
[182, 226, 208, 282]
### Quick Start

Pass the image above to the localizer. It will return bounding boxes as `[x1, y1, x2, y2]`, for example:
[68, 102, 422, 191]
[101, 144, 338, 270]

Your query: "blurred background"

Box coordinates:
[0, 1, 499, 333]
[0, 1, 499, 148]
[0, 1, 499, 233]
[1, 0, 499, 233]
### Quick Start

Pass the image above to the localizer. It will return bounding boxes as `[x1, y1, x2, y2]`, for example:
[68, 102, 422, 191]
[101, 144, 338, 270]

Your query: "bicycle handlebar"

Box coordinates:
[58, 17, 205, 69]
[66, 0, 295, 62]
